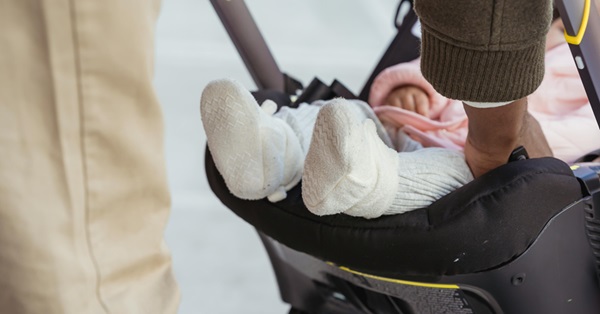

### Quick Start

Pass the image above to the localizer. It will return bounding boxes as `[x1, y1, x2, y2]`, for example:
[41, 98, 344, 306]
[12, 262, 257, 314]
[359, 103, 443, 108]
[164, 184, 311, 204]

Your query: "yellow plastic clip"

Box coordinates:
[564, 0, 591, 45]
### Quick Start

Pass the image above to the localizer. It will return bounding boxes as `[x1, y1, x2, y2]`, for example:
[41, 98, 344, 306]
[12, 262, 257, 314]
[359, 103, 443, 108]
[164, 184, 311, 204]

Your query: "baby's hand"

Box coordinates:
[385, 85, 430, 117]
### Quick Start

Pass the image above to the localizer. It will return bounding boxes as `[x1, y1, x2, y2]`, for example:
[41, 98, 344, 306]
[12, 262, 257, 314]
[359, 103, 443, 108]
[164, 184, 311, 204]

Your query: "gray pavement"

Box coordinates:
[154, 1, 397, 312]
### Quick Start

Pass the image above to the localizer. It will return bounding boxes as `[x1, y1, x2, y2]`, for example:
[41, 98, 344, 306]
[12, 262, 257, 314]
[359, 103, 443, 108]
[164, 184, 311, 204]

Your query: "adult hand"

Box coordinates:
[385, 85, 430, 117]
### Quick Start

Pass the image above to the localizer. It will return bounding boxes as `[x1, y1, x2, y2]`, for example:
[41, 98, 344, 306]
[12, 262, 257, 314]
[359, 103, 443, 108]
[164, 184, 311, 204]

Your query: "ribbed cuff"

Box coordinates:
[420, 29, 546, 102]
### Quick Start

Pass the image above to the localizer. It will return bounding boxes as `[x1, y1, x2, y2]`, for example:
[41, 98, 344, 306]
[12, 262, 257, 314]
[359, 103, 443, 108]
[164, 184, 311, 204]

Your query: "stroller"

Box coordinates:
[206, 0, 600, 313]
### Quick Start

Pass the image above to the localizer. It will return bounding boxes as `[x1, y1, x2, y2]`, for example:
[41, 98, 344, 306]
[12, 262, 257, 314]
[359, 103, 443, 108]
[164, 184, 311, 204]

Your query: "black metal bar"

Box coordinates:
[556, 0, 600, 131]
[210, 0, 284, 92]
[358, 0, 420, 102]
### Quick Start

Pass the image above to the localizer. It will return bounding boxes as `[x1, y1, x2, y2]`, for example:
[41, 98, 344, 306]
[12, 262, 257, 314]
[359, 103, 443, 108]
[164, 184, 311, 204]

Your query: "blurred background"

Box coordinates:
[154, 0, 398, 312]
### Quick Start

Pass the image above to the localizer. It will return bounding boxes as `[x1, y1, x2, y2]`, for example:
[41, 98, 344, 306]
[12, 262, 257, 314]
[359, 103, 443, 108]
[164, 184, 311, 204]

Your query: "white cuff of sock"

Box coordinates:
[462, 100, 515, 108]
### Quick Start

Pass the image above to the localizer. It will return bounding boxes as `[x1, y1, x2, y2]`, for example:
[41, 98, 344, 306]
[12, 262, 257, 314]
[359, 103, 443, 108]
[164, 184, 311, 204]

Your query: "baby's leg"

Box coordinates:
[383, 148, 474, 215]
[302, 99, 473, 219]
[273, 103, 320, 157]
[387, 126, 424, 153]
[274, 99, 393, 156]
[201, 79, 303, 202]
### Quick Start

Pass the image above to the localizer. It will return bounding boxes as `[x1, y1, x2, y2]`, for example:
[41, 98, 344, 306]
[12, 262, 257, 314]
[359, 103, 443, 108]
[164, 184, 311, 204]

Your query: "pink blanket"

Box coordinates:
[368, 43, 600, 163]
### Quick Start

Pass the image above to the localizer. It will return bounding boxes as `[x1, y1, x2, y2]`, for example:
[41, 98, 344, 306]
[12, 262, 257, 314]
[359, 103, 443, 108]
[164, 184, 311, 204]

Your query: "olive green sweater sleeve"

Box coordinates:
[414, 0, 553, 102]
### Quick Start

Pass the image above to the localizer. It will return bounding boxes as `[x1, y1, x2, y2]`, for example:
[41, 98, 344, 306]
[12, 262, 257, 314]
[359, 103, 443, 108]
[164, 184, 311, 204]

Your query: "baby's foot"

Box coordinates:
[302, 99, 400, 218]
[200, 79, 303, 202]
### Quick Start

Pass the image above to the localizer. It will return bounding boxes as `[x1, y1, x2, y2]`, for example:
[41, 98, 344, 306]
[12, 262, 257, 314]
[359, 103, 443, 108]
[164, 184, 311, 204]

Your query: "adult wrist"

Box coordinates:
[463, 99, 527, 161]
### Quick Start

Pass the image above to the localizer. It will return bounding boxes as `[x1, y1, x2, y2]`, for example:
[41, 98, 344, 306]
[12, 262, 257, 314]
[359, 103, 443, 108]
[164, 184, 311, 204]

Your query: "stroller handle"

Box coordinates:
[210, 0, 285, 92]
[557, 0, 600, 131]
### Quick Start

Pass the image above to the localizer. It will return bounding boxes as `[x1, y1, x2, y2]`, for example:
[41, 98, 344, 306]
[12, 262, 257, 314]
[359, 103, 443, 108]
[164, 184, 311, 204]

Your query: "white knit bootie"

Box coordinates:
[302, 99, 473, 219]
[200, 79, 303, 202]
[302, 99, 400, 218]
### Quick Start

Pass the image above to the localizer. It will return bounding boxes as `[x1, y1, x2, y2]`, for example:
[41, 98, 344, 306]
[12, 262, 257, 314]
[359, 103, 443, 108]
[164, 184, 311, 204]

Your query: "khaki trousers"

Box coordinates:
[0, 1, 180, 313]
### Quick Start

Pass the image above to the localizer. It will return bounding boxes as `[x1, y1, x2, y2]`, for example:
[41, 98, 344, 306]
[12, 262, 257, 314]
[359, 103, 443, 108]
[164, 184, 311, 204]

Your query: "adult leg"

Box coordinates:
[0, 1, 179, 313]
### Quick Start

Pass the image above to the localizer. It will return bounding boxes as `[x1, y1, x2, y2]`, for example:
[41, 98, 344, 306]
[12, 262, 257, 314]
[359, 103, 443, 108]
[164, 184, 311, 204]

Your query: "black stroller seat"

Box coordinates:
[207, 145, 600, 313]
[208, 152, 580, 278]
[207, 0, 600, 312]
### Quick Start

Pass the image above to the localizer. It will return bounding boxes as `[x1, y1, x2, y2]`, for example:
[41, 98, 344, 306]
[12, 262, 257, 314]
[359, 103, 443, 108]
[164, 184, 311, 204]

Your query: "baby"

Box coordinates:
[371, 14, 600, 164]
[201, 14, 599, 219]
[201, 80, 472, 219]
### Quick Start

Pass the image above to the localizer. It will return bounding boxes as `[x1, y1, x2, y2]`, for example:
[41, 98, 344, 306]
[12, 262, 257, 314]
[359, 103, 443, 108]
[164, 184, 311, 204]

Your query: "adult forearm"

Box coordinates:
[463, 98, 552, 177]
[413, 0, 555, 177]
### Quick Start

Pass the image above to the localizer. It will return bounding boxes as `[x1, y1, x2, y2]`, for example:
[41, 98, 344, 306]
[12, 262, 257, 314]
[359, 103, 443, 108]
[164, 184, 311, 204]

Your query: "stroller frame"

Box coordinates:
[208, 0, 600, 313]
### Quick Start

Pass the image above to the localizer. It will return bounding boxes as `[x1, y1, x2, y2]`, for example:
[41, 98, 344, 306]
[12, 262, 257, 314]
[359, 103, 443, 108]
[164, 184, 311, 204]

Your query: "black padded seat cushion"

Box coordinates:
[205, 151, 582, 277]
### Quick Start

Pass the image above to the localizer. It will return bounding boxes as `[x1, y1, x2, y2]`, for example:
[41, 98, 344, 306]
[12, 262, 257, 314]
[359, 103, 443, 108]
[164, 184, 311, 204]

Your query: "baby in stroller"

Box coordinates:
[200, 13, 600, 219]
[371, 16, 600, 164]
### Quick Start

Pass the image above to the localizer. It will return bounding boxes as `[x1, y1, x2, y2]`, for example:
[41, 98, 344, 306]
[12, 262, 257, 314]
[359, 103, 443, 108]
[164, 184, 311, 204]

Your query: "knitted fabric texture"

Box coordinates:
[414, 0, 552, 102]
[200, 79, 303, 202]
[302, 100, 473, 219]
